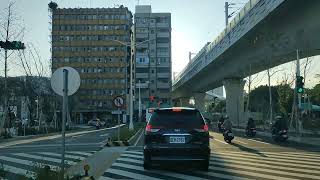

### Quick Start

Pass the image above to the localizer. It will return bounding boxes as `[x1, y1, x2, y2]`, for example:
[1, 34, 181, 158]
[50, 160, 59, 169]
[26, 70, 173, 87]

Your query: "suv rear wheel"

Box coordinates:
[200, 159, 209, 171]
[143, 153, 151, 170]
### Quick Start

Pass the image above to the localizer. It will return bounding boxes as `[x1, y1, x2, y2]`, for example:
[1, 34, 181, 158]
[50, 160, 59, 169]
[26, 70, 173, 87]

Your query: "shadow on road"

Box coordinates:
[230, 142, 267, 157]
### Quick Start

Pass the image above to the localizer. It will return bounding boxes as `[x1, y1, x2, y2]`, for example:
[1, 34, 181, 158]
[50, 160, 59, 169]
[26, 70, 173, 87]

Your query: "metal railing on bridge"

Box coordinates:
[173, 0, 261, 86]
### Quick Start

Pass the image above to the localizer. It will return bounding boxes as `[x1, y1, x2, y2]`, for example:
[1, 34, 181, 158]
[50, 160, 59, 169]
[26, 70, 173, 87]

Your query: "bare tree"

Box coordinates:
[267, 66, 284, 125]
[0, 2, 20, 132]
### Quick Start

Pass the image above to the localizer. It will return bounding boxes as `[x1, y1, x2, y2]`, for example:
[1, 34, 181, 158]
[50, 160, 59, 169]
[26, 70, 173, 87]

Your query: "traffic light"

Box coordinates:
[0, 41, 25, 50]
[296, 76, 304, 94]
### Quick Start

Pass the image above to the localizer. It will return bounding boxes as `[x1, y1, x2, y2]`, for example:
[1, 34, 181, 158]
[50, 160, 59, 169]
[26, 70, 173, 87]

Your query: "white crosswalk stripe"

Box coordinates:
[0, 151, 95, 179]
[100, 150, 320, 180]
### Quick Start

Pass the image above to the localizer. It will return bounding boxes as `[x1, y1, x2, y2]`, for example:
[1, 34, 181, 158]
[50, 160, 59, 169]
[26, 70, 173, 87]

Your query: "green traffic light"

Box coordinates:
[298, 88, 304, 93]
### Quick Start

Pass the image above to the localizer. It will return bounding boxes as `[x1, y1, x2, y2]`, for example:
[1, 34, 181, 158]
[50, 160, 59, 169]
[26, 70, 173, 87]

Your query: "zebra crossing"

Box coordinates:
[0, 151, 96, 179]
[99, 150, 320, 180]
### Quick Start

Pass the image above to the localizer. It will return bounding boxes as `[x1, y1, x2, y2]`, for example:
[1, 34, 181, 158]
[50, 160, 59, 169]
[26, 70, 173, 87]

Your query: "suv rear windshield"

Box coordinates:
[149, 109, 204, 128]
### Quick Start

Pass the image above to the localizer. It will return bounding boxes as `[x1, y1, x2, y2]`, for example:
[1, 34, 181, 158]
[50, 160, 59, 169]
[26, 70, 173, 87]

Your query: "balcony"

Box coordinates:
[157, 73, 170, 78]
[136, 82, 149, 89]
[157, 52, 170, 57]
[136, 73, 149, 78]
[157, 32, 170, 38]
[157, 43, 169, 48]
[157, 82, 170, 88]
[156, 23, 170, 28]
[136, 33, 149, 39]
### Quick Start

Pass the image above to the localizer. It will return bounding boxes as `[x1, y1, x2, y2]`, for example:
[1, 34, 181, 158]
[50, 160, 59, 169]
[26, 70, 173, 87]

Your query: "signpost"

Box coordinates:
[51, 67, 80, 178]
[113, 96, 124, 141]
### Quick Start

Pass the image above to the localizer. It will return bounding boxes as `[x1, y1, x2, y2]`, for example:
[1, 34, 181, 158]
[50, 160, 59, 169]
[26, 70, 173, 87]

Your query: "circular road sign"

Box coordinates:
[113, 96, 124, 108]
[51, 67, 80, 96]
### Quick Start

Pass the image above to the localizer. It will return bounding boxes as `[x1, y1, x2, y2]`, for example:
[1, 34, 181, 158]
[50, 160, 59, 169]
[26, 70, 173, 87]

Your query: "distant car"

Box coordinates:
[88, 119, 106, 127]
[144, 107, 210, 170]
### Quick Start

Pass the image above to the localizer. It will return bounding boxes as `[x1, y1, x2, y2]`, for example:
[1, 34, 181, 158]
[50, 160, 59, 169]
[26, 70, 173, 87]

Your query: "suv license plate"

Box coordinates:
[169, 136, 185, 144]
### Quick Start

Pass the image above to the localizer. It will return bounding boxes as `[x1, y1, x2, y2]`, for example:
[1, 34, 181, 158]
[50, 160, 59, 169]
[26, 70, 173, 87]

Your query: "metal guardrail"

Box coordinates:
[173, 0, 261, 85]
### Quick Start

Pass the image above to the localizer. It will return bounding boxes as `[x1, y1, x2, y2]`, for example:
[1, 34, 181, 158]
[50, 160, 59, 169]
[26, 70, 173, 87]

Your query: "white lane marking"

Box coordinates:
[125, 151, 143, 155]
[247, 138, 271, 144]
[121, 154, 142, 159]
[117, 157, 143, 164]
[196, 170, 250, 180]
[67, 151, 93, 156]
[208, 164, 299, 180]
[13, 153, 76, 165]
[212, 155, 320, 177]
[213, 152, 320, 169]
[214, 138, 228, 144]
[100, 133, 109, 137]
[111, 162, 209, 180]
[72, 134, 85, 138]
[2, 164, 35, 178]
[98, 176, 116, 180]
[234, 140, 248, 144]
[134, 130, 144, 146]
[274, 151, 320, 158]
[228, 151, 320, 163]
[37, 152, 85, 161]
[0, 155, 59, 171]
[4, 143, 103, 149]
[105, 168, 162, 180]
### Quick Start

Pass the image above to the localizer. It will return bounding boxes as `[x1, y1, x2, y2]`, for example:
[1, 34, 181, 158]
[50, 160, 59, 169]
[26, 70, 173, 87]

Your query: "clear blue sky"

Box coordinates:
[0, 0, 319, 88]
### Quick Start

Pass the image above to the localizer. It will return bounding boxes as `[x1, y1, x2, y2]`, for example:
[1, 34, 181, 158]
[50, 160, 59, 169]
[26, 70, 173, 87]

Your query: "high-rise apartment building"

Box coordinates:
[50, 5, 132, 123]
[134, 5, 172, 111]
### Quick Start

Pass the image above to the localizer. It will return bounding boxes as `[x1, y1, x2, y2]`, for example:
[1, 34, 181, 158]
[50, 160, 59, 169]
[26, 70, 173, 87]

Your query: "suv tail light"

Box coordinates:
[195, 124, 209, 132]
[146, 124, 160, 133]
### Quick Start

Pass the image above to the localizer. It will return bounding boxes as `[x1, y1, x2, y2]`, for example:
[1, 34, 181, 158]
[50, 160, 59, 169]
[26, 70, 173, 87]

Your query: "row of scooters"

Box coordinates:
[217, 122, 288, 143]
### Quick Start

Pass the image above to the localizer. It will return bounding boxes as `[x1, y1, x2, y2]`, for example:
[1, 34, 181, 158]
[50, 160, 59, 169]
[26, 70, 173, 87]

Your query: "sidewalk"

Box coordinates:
[232, 127, 320, 147]
[66, 146, 128, 179]
[66, 127, 144, 179]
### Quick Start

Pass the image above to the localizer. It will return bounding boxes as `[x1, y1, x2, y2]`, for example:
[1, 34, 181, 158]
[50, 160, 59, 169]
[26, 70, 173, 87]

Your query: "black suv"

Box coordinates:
[144, 107, 210, 170]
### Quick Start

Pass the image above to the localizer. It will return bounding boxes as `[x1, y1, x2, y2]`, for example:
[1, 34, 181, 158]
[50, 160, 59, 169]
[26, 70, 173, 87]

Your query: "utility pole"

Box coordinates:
[129, 28, 135, 130]
[296, 49, 301, 134]
[138, 80, 141, 122]
[268, 69, 273, 125]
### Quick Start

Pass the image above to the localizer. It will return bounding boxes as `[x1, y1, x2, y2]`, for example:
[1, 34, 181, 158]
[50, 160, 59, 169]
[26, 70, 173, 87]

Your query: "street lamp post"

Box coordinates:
[111, 37, 155, 130]
[138, 80, 141, 122]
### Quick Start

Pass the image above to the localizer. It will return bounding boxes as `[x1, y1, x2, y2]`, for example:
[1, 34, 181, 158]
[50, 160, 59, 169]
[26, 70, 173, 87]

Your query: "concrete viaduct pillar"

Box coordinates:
[193, 93, 206, 113]
[223, 78, 246, 127]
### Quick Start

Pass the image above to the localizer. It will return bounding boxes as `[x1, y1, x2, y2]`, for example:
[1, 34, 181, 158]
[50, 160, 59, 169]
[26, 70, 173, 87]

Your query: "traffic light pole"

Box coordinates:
[296, 49, 302, 107]
[2, 49, 8, 130]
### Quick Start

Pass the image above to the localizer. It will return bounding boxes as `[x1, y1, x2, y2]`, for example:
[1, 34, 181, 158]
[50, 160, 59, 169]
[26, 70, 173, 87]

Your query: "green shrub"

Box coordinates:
[0, 163, 7, 178]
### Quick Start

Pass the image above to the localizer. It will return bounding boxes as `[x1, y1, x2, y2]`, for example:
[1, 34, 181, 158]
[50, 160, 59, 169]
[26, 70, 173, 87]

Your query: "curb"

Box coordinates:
[105, 140, 130, 147]
[105, 128, 143, 147]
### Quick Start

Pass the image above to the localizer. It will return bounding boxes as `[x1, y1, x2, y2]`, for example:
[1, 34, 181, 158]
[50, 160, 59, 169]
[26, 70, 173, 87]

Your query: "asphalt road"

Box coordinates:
[0, 125, 124, 179]
[99, 129, 320, 180]
[0, 125, 123, 154]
